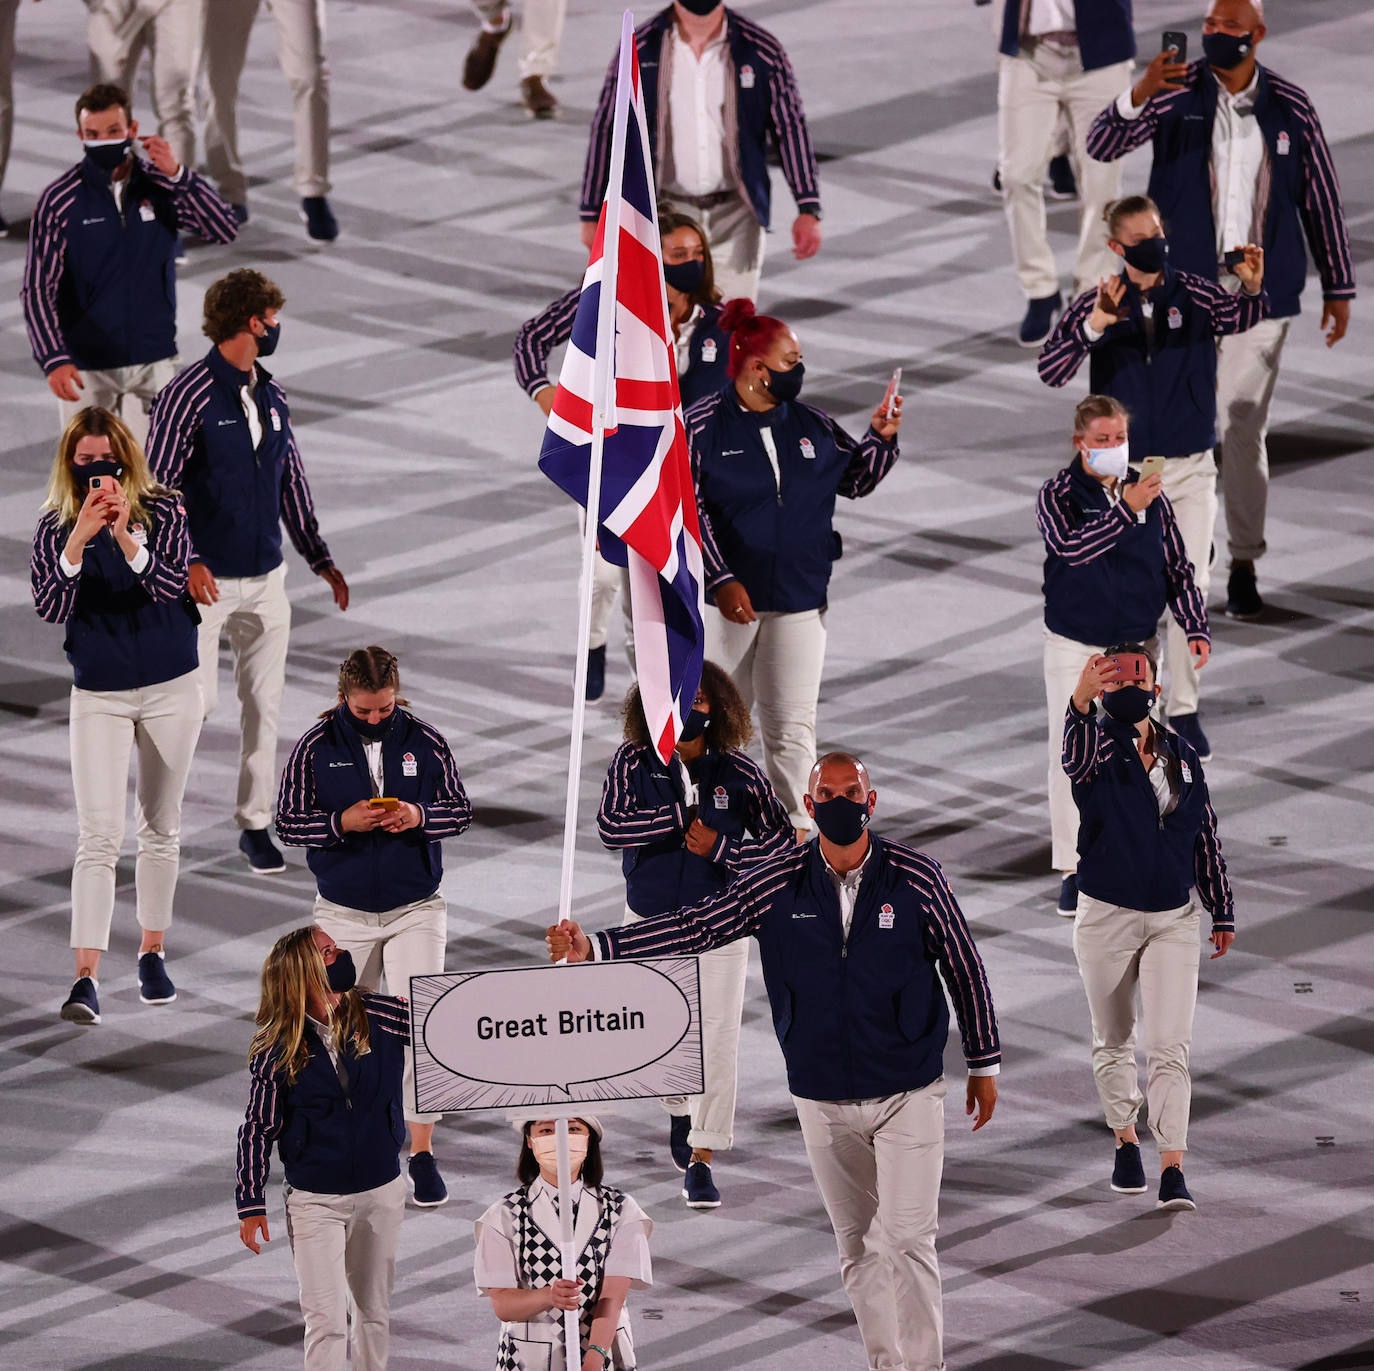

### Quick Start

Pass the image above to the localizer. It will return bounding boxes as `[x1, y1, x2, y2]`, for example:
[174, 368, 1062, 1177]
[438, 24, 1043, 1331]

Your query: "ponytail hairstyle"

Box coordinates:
[43, 407, 165, 530]
[1102, 193, 1162, 241]
[656, 204, 721, 308]
[323, 645, 409, 717]
[718, 297, 790, 378]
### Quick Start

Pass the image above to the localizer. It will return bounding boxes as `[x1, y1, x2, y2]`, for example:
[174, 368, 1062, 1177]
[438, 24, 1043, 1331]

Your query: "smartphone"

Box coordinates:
[1222, 248, 1246, 268]
[1106, 653, 1149, 682]
[1162, 30, 1187, 64]
[368, 797, 401, 810]
[1138, 455, 1167, 481]
[88, 475, 109, 491]
[885, 367, 902, 419]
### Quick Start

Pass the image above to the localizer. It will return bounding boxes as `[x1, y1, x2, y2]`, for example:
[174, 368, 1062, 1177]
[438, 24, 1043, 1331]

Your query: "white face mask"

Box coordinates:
[531, 1132, 589, 1174]
[1081, 441, 1130, 480]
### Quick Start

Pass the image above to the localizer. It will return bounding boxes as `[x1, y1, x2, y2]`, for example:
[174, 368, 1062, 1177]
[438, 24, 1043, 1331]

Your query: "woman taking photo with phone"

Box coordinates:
[275, 646, 471, 1207]
[236, 925, 410, 1371]
[31, 407, 201, 1025]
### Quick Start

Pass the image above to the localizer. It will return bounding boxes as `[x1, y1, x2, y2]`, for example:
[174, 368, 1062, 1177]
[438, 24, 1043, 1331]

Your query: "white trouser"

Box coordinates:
[470, 0, 566, 79]
[197, 562, 291, 831]
[663, 189, 765, 304]
[0, 0, 18, 191]
[707, 606, 826, 828]
[1043, 627, 1104, 873]
[997, 44, 1129, 300]
[57, 356, 179, 451]
[85, 0, 203, 168]
[1153, 452, 1216, 717]
[202, 0, 330, 201]
[1217, 316, 1290, 564]
[580, 512, 633, 661]
[794, 1080, 947, 1371]
[624, 906, 746, 1151]
[313, 892, 448, 1125]
[69, 669, 203, 949]
[1073, 894, 1200, 1153]
[285, 1174, 406, 1371]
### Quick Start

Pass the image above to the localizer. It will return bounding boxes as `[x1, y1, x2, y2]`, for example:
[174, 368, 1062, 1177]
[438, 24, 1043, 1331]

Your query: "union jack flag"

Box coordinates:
[538, 12, 705, 764]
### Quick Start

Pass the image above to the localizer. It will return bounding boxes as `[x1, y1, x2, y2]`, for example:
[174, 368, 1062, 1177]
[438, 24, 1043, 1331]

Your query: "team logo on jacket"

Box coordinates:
[402, 751, 417, 777]
[269, 407, 282, 431]
[1167, 307, 1182, 330]
[738, 64, 755, 89]
[1180, 761, 1193, 784]
[138, 200, 156, 222]
[799, 437, 816, 461]
[713, 785, 729, 809]
[1276, 132, 1290, 156]
[878, 903, 895, 929]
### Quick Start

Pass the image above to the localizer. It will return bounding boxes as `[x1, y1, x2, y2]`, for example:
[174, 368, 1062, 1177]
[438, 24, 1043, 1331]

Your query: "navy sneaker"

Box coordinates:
[1047, 153, 1078, 200]
[1057, 873, 1078, 917]
[1111, 1141, 1148, 1194]
[230, 202, 250, 226]
[1157, 1164, 1196, 1212]
[585, 645, 607, 701]
[1226, 562, 1264, 619]
[669, 1115, 692, 1172]
[1018, 292, 1062, 348]
[239, 828, 286, 874]
[1168, 712, 1211, 762]
[409, 1151, 449, 1207]
[60, 976, 100, 1024]
[301, 195, 339, 242]
[138, 951, 177, 1005]
[682, 1161, 721, 1210]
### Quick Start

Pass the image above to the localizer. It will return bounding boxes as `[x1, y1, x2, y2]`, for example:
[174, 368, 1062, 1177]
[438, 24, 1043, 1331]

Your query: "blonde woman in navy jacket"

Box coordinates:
[276, 646, 471, 1208]
[598, 660, 791, 1208]
[31, 407, 201, 1026]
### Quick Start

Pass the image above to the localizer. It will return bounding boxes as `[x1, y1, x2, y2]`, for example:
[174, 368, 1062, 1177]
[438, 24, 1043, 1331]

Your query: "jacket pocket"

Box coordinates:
[895, 985, 938, 1044]
[771, 986, 795, 1043]
[388, 1098, 407, 1147]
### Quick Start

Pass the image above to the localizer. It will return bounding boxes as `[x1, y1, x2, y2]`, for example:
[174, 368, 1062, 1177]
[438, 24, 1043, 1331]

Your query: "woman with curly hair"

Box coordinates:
[597, 660, 793, 1209]
[31, 406, 201, 1025]
[235, 924, 409, 1371]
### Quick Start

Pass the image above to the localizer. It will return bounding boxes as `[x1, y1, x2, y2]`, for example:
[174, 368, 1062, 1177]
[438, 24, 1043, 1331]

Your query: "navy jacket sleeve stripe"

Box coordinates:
[138, 497, 192, 602]
[154, 166, 239, 244]
[1037, 469, 1136, 565]
[1178, 271, 1269, 335]
[21, 172, 81, 374]
[276, 722, 342, 848]
[1194, 798, 1235, 927]
[31, 514, 81, 623]
[146, 367, 214, 561]
[598, 742, 685, 847]
[416, 723, 473, 839]
[748, 18, 821, 214]
[717, 754, 794, 873]
[579, 44, 622, 221]
[1062, 703, 1103, 784]
[686, 394, 735, 590]
[277, 399, 333, 572]
[235, 1050, 284, 1217]
[1038, 289, 1097, 387]
[816, 411, 899, 499]
[513, 288, 580, 396]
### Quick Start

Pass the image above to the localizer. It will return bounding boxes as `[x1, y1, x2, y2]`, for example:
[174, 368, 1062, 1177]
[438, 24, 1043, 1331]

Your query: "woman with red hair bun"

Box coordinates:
[687, 298, 904, 837]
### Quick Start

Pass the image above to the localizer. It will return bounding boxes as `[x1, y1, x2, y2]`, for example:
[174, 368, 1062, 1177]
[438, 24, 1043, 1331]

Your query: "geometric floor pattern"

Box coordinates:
[1, 1, 1372, 1366]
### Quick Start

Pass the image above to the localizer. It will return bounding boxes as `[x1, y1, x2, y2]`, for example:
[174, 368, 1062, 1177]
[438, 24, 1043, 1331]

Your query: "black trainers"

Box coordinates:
[230, 202, 249, 226]
[1110, 1141, 1148, 1194]
[1018, 292, 1062, 348]
[682, 1160, 721, 1210]
[138, 951, 177, 1005]
[585, 645, 606, 701]
[408, 1151, 449, 1207]
[1157, 1164, 1196, 1211]
[300, 196, 339, 242]
[60, 976, 100, 1024]
[669, 1115, 692, 1172]
[1225, 563, 1264, 619]
[1168, 712, 1211, 762]
[1047, 153, 1078, 200]
[239, 828, 286, 874]
[1057, 873, 1078, 917]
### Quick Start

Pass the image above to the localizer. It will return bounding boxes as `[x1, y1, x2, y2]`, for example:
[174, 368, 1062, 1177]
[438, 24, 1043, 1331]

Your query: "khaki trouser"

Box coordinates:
[69, 669, 203, 949]
[285, 1174, 406, 1371]
[1217, 315, 1290, 564]
[997, 43, 1129, 299]
[707, 607, 826, 829]
[58, 356, 180, 450]
[794, 1081, 947, 1371]
[202, 0, 330, 201]
[1073, 893, 1200, 1153]
[624, 906, 747, 1151]
[197, 562, 291, 831]
[1153, 452, 1216, 718]
[469, 0, 567, 79]
[662, 189, 766, 304]
[86, 0, 203, 168]
[0, 0, 18, 191]
[313, 892, 448, 1125]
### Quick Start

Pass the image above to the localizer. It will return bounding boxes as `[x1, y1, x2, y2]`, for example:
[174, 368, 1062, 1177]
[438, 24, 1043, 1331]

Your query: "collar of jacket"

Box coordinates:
[78, 153, 145, 194]
[1120, 261, 1178, 303]
[1066, 456, 1132, 505]
[205, 342, 273, 392]
[1194, 57, 1275, 126]
[330, 702, 410, 756]
[1101, 711, 1173, 757]
[803, 830, 884, 890]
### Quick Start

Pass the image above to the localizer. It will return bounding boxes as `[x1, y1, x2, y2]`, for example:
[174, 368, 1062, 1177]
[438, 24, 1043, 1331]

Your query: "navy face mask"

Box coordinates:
[1120, 236, 1169, 274]
[326, 949, 356, 993]
[764, 361, 805, 404]
[678, 707, 711, 743]
[83, 138, 131, 174]
[1101, 685, 1156, 725]
[72, 459, 125, 490]
[255, 320, 281, 357]
[663, 259, 705, 295]
[810, 795, 870, 846]
[343, 706, 394, 741]
[677, 0, 722, 14]
[1203, 30, 1252, 70]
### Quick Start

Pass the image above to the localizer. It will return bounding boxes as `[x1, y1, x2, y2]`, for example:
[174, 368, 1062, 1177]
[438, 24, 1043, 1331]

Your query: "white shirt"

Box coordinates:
[821, 843, 871, 941]
[674, 304, 702, 379]
[676, 754, 698, 808]
[60, 537, 148, 578]
[1027, 0, 1076, 37]
[306, 1012, 341, 1073]
[665, 26, 729, 198]
[240, 367, 264, 449]
[363, 739, 384, 796]
[1211, 67, 1263, 260]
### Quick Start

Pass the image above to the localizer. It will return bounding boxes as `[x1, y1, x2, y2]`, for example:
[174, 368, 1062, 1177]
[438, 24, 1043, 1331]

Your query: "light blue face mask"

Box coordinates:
[1083, 441, 1130, 480]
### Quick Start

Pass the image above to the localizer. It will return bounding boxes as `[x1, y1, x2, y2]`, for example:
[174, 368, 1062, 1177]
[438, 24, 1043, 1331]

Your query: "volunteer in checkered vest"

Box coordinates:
[474, 1117, 653, 1371]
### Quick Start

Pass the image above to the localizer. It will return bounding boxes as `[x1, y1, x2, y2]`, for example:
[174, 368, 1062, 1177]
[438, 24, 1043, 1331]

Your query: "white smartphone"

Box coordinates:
[885, 366, 902, 418]
[1138, 456, 1166, 481]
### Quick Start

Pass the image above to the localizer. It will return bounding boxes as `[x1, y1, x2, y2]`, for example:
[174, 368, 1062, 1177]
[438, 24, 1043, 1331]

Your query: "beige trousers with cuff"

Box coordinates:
[58, 356, 179, 451]
[470, 0, 567, 79]
[1153, 452, 1215, 719]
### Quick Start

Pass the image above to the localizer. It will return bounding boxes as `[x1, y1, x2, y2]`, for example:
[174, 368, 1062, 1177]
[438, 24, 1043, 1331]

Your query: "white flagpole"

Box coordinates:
[552, 11, 636, 1370]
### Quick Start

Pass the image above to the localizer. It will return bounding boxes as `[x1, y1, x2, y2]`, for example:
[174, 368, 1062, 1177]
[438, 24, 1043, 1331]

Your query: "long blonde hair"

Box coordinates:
[42, 407, 165, 529]
[248, 927, 372, 1083]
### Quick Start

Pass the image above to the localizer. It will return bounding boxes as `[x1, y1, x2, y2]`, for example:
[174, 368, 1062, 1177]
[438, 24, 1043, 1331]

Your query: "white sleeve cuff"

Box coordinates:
[968, 1064, 1000, 1078]
[588, 933, 604, 962]
[127, 545, 150, 574]
[1082, 321, 1104, 343]
[59, 552, 83, 578]
[1116, 88, 1144, 120]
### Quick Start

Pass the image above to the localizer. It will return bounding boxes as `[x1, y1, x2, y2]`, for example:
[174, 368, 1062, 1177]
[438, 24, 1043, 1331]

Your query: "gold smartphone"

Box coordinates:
[368, 797, 401, 810]
[1138, 456, 1167, 481]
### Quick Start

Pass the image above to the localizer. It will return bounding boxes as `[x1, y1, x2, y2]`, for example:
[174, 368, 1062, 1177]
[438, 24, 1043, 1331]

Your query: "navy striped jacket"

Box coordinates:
[277, 705, 472, 913]
[599, 741, 793, 918]
[1039, 268, 1268, 459]
[146, 348, 332, 578]
[1085, 61, 1355, 318]
[997, 0, 1135, 72]
[22, 159, 237, 374]
[687, 388, 897, 612]
[1038, 461, 1207, 647]
[1064, 704, 1233, 926]
[514, 289, 730, 408]
[580, 7, 820, 230]
[595, 835, 1000, 1101]
[31, 494, 198, 691]
[236, 992, 409, 1217]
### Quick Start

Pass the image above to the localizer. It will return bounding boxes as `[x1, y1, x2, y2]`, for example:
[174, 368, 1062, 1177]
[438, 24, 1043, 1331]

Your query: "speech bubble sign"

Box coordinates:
[410, 958, 703, 1114]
